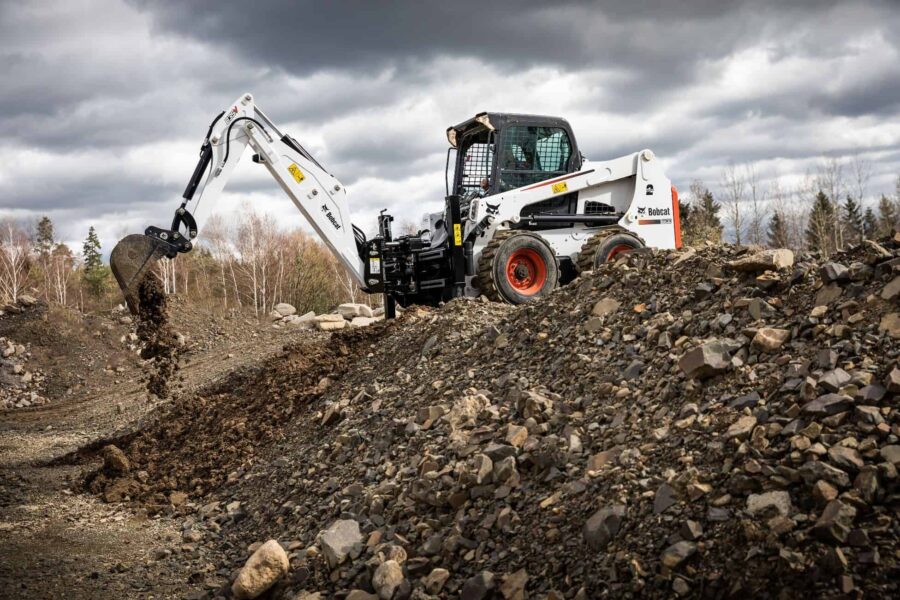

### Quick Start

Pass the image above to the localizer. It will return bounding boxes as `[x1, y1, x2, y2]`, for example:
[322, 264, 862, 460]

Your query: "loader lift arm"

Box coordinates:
[111, 93, 368, 312]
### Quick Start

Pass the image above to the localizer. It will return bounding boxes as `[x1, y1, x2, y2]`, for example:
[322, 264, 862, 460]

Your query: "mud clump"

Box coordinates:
[136, 274, 179, 398]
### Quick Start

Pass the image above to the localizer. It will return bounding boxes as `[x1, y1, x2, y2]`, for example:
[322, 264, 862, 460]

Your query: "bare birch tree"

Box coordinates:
[0, 220, 30, 303]
[745, 163, 767, 246]
[721, 162, 745, 245]
[816, 157, 845, 250]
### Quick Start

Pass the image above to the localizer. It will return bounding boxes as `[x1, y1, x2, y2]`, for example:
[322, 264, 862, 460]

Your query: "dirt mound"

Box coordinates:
[0, 300, 137, 409]
[88, 238, 899, 599]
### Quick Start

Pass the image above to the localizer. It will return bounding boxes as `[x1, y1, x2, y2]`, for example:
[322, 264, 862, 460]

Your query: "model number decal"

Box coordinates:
[288, 163, 305, 184]
[552, 182, 568, 194]
[223, 105, 239, 126]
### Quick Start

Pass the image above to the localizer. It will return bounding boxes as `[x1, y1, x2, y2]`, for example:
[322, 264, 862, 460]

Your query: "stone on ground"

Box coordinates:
[320, 519, 363, 568]
[231, 539, 289, 600]
[726, 248, 794, 272]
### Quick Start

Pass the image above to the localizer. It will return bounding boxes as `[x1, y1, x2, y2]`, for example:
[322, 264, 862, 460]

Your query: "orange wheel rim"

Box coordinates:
[505, 248, 547, 295]
[606, 244, 633, 261]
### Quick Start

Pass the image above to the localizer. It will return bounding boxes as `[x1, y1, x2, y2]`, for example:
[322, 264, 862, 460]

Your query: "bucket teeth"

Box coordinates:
[110, 234, 169, 314]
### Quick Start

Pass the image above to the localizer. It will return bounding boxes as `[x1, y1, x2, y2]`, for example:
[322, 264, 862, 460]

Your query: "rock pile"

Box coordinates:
[270, 302, 386, 331]
[0, 295, 48, 409]
[0, 334, 47, 409]
[91, 237, 900, 598]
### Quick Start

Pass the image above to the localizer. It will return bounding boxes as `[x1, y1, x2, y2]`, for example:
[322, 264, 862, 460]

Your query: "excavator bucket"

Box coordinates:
[110, 234, 169, 314]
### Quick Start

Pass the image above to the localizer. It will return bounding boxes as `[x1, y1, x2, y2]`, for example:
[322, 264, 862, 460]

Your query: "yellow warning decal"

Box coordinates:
[552, 181, 568, 194]
[453, 223, 462, 246]
[288, 163, 305, 184]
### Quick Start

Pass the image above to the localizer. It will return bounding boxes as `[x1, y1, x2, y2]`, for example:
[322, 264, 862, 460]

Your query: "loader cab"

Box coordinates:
[446, 112, 582, 199]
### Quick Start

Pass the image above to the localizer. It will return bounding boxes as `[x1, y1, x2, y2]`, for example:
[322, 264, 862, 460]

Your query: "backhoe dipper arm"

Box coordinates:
[168, 92, 366, 286]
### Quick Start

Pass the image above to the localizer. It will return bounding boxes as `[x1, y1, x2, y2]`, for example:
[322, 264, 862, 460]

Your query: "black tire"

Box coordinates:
[477, 231, 559, 304]
[576, 229, 644, 273]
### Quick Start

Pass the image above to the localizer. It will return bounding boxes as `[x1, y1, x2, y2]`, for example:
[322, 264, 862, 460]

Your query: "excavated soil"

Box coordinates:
[81, 238, 900, 599]
[136, 274, 180, 399]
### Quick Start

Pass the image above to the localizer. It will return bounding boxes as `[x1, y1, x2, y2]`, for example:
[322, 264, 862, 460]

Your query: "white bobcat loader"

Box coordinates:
[111, 93, 682, 316]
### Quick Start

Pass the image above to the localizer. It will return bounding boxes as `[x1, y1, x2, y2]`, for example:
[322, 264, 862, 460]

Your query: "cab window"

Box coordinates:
[499, 126, 572, 190]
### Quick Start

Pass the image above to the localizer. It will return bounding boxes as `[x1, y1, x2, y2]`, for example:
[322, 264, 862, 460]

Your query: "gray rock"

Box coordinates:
[338, 303, 374, 319]
[881, 276, 900, 301]
[678, 340, 732, 379]
[583, 505, 626, 550]
[803, 394, 853, 416]
[654, 483, 677, 514]
[372, 560, 404, 600]
[591, 297, 620, 317]
[879, 445, 900, 466]
[812, 499, 857, 544]
[827, 446, 864, 472]
[274, 302, 297, 317]
[820, 262, 849, 283]
[320, 519, 363, 568]
[726, 249, 794, 272]
[818, 369, 851, 393]
[461, 571, 495, 600]
[799, 461, 851, 488]
[746, 491, 792, 517]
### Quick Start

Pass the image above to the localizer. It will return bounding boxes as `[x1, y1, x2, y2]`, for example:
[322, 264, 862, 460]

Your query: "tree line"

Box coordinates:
[2, 157, 899, 311]
[679, 157, 899, 254]
[0, 207, 360, 315]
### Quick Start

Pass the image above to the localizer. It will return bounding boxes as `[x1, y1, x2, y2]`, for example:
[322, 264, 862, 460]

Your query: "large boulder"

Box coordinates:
[231, 539, 289, 599]
[319, 320, 346, 331]
[350, 316, 377, 328]
[338, 303, 374, 319]
[314, 313, 345, 323]
[287, 311, 317, 328]
[17, 294, 38, 307]
[726, 249, 794, 272]
[274, 303, 297, 317]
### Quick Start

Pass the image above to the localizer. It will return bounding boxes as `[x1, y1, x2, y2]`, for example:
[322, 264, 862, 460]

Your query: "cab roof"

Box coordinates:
[446, 112, 574, 147]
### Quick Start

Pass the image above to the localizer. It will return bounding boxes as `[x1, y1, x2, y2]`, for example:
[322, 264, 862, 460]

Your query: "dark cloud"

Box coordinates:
[2, 0, 900, 248]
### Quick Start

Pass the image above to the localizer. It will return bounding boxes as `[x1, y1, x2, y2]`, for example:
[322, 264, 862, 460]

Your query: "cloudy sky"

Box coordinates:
[1, 0, 899, 252]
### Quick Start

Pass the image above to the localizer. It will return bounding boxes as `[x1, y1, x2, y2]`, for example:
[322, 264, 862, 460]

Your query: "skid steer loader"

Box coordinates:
[111, 93, 681, 316]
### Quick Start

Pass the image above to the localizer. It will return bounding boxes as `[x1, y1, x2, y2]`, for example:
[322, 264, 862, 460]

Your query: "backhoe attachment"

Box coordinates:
[110, 206, 197, 314]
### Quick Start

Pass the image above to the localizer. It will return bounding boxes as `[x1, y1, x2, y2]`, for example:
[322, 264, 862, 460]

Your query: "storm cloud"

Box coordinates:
[1, 0, 899, 249]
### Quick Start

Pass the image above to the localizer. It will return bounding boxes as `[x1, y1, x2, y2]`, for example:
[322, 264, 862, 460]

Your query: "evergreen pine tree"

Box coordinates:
[863, 207, 878, 239]
[767, 211, 790, 248]
[877, 195, 899, 237]
[806, 191, 836, 255]
[35, 216, 54, 258]
[33, 216, 56, 301]
[82, 226, 107, 299]
[841, 196, 863, 246]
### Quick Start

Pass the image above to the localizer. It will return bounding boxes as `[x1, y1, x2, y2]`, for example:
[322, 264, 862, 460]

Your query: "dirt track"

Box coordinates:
[0, 327, 306, 599]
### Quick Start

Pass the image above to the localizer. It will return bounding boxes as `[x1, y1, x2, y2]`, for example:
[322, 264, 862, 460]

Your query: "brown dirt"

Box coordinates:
[0, 297, 323, 599]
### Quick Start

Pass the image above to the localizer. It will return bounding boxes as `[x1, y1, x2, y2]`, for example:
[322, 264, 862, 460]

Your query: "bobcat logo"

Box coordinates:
[485, 202, 500, 216]
[637, 206, 646, 216]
